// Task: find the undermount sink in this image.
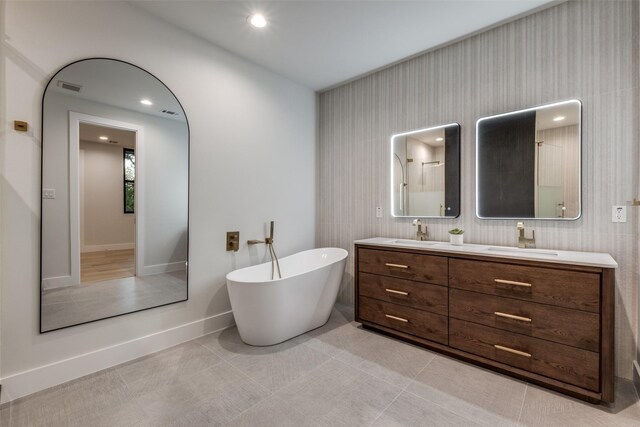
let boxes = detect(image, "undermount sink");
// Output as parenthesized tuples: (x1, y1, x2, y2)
(385, 239, 439, 246)
(485, 246, 559, 256)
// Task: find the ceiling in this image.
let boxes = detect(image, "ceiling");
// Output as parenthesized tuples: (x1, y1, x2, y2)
(131, 0, 557, 91)
(80, 123, 136, 149)
(50, 59, 186, 122)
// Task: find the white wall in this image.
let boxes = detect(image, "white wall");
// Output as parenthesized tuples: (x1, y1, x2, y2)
(0, 0, 316, 402)
(80, 140, 135, 252)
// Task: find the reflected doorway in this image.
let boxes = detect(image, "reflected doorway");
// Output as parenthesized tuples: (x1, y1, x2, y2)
(79, 122, 136, 284)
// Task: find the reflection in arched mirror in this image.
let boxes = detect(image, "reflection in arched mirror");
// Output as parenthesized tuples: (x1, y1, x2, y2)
(40, 59, 189, 332)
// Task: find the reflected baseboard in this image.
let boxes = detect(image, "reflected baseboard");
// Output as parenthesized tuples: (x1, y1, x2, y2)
(139, 261, 186, 276)
(0, 310, 234, 405)
(42, 275, 75, 290)
(81, 243, 135, 253)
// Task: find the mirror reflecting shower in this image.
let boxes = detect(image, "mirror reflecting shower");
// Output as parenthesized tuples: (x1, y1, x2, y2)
(476, 99, 581, 219)
(40, 58, 189, 332)
(391, 123, 460, 217)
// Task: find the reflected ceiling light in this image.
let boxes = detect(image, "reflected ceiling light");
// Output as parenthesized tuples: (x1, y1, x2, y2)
(99, 136, 108, 140)
(553, 116, 565, 121)
(248, 13, 267, 28)
(436, 137, 444, 141)
(140, 99, 153, 106)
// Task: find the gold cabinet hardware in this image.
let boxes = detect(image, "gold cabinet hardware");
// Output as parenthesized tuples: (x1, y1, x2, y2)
(494, 344, 532, 358)
(385, 289, 409, 296)
(494, 312, 532, 323)
(494, 279, 532, 287)
(385, 314, 409, 323)
(385, 263, 409, 269)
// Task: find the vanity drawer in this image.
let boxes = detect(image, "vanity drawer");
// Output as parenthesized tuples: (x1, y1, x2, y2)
(449, 259, 600, 312)
(359, 272, 448, 316)
(358, 248, 448, 286)
(449, 289, 599, 351)
(450, 319, 599, 391)
(359, 296, 448, 345)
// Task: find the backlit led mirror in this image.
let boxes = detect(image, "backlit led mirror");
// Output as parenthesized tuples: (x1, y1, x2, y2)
(40, 58, 189, 332)
(476, 99, 581, 220)
(391, 123, 460, 217)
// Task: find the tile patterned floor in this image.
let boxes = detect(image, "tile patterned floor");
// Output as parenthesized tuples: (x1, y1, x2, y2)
(2, 304, 639, 426)
(41, 271, 187, 332)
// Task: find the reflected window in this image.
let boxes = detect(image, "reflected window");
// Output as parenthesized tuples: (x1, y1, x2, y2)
(124, 148, 135, 213)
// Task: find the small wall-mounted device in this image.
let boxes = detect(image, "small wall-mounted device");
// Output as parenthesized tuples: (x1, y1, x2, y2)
(226, 231, 240, 252)
(42, 189, 56, 199)
(612, 206, 627, 223)
(14, 121, 28, 132)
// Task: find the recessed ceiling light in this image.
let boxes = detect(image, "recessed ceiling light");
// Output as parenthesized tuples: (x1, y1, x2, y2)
(436, 137, 444, 142)
(553, 116, 565, 121)
(140, 99, 153, 106)
(99, 136, 108, 140)
(248, 13, 267, 28)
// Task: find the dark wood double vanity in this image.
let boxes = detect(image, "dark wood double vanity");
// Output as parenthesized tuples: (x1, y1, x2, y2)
(354, 239, 616, 403)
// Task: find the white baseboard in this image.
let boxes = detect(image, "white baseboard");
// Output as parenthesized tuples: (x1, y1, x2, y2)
(0, 310, 235, 404)
(139, 261, 186, 276)
(81, 243, 135, 253)
(42, 275, 75, 290)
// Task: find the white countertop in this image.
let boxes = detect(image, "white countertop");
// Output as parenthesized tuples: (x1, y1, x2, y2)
(354, 237, 618, 268)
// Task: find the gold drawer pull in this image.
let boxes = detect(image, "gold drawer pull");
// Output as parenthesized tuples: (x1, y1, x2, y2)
(494, 312, 532, 323)
(385, 288, 409, 296)
(385, 314, 409, 323)
(494, 279, 532, 288)
(494, 344, 532, 358)
(385, 263, 409, 269)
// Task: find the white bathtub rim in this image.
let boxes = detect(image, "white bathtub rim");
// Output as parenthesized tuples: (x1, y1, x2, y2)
(226, 247, 348, 284)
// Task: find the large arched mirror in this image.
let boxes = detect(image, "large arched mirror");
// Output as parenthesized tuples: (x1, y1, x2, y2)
(40, 58, 189, 333)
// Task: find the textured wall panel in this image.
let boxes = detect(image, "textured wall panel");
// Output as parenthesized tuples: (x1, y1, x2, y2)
(318, 0, 639, 379)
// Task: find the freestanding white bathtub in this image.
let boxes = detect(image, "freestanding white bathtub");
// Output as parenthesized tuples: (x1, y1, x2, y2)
(226, 247, 348, 346)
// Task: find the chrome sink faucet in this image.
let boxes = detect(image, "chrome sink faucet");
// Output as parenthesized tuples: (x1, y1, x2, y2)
(412, 219, 428, 241)
(517, 222, 536, 248)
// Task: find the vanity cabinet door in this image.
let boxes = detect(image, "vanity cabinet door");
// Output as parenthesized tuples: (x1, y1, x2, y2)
(358, 248, 448, 285)
(359, 272, 448, 316)
(449, 289, 599, 351)
(449, 259, 600, 312)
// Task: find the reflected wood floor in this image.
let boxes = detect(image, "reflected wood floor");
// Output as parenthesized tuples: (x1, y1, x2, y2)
(81, 249, 135, 283)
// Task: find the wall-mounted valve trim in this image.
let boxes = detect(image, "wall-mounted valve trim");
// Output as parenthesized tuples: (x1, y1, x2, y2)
(226, 231, 240, 252)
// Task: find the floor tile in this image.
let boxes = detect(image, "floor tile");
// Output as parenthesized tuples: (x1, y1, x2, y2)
(406, 355, 526, 426)
(371, 391, 482, 427)
(334, 329, 435, 388)
(519, 380, 640, 426)
(116, 341, 222, 389)
(233, 341, 331, 392)
(227, 395, 319, 427)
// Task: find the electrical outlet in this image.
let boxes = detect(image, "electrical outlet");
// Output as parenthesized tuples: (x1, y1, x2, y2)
(42, 189, 56, 199)
(612, 205, 626, 223)
(376, 207, 383, 218)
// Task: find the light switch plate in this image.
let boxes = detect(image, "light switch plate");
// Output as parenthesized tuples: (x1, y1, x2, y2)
(612, 205, 626, 223)
(375, 207, 383, 218)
